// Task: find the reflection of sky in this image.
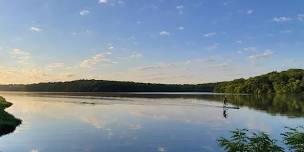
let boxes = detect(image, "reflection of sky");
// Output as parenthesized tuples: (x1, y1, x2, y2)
(0, 92, 303, 152)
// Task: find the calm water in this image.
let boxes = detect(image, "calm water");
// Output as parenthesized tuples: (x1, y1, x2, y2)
(0, 92, 303, 152)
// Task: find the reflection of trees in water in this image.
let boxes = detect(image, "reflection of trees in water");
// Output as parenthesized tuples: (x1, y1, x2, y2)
(112, 93, 304, 117)
(94, 93, 304, 117)
(220, 94, 304, 117)
(0, 110, 22, 137)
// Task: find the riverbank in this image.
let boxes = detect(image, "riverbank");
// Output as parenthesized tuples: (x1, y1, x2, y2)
(0, 96, 21, 136)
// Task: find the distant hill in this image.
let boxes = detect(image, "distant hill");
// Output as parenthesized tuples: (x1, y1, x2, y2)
(214, 69, 304, 94)
(0, 80, 215, 92)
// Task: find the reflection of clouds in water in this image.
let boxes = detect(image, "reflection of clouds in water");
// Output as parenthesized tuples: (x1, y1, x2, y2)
(241, 113, 272, 133)
(5, 94, 234, 140)
(158, 146, 166, 152)
(128, 124, 142, 130)
(80, 116, 105, 129)
(246, 120, 272, 133)
(79, 115, 114, 138)
(0, 92, 302, 152)
(31, 149, 39, 152)
(127, 105, 226, 127)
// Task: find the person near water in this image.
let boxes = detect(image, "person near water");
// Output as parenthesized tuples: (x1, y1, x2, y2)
(223, 97, 228, 105)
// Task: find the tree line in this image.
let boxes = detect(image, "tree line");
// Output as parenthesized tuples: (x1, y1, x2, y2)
(0, 80, 215, 92)
(214, 69, 304, 94)
(0, 69, 303, 94)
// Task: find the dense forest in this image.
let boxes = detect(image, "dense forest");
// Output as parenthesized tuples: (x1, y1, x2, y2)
(214, 69, 304, 94)
(0, 69, 303, 94)
(0, 80, 215, 92)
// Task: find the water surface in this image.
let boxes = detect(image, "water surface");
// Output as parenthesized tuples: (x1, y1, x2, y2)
(0, 92, 303, 152)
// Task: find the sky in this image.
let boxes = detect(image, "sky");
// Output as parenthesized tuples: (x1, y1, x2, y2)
(0, 0, 304, 84)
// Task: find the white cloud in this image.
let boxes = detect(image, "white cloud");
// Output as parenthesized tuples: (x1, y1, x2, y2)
(246, 9, 254, 15)
(136, 64, 175, 71)
(205, 43, 219, 50)
(297, 14, 304, 21)
(176, 5, 184, 15)
(80, 9, 90, 16)
(236, 40, 243, 44)
(272, 16, 292, 23)
(159, 31, 170, 36)
(30, 26, 43, 32)
(280, 29, 292, 34)
(80, 53, 111, 68)
(203, 32, 217, 37)
(11, 48, 31, 64)
(108, 46, 114, 50)
(249, 49, 273, 62)
(129, 52, 143, 59)
(177, 26, 184, 30)
(99, 0, 108, 4)
(47, 63, 65, 69)
(243, 47, 256, 52)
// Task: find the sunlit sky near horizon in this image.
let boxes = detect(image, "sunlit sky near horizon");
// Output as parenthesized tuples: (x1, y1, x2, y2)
(0, 0, 304, 84)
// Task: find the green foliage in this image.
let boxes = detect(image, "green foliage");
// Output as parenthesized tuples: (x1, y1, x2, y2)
(218, 129, 283, 152)
(0, 96, 22, 137)
(0, 96, 12, 109)
(218, 127, 304, 152)
(214, 69, 304, 94)
(0, 69, 302, 94)
(282, 127, 304, 151)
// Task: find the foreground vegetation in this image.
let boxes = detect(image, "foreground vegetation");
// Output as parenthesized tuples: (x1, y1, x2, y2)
(0, 97, 21, 137)
(214, 69, 304, 94)
(218, 127, 304, 152)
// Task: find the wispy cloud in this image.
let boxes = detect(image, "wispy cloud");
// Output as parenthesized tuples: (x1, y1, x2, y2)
(98, 0, 108, 4)
(80, 9, 90, 16)
(129, 52, 143, 59)
(246, 9, 254, 15)
(248, 49, 273, 62)
(272, 16, 292, 23)
(176, 5, 184, 15)
(80, 53, 112, 68)
(30, 26, 43, 32)
(11, 48, 31, 64)
(177, 26, 184, 31)
(47, 63, 65, 69)
(136, 64, 174, 71)
(159, 31, 170, 36)
(205, 43, 219, 50)
(203, 32, 217, 37)
(238, 47, 257, 54)
(236, 40, 243, 44)
(280, 29, 292, 34)
(297, 14, 304, 21)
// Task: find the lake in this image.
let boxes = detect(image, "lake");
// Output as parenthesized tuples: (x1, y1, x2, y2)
(0, 92, 303, 152)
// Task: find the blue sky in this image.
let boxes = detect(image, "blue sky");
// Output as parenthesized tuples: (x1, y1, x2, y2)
(0, 0, 303, 84)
